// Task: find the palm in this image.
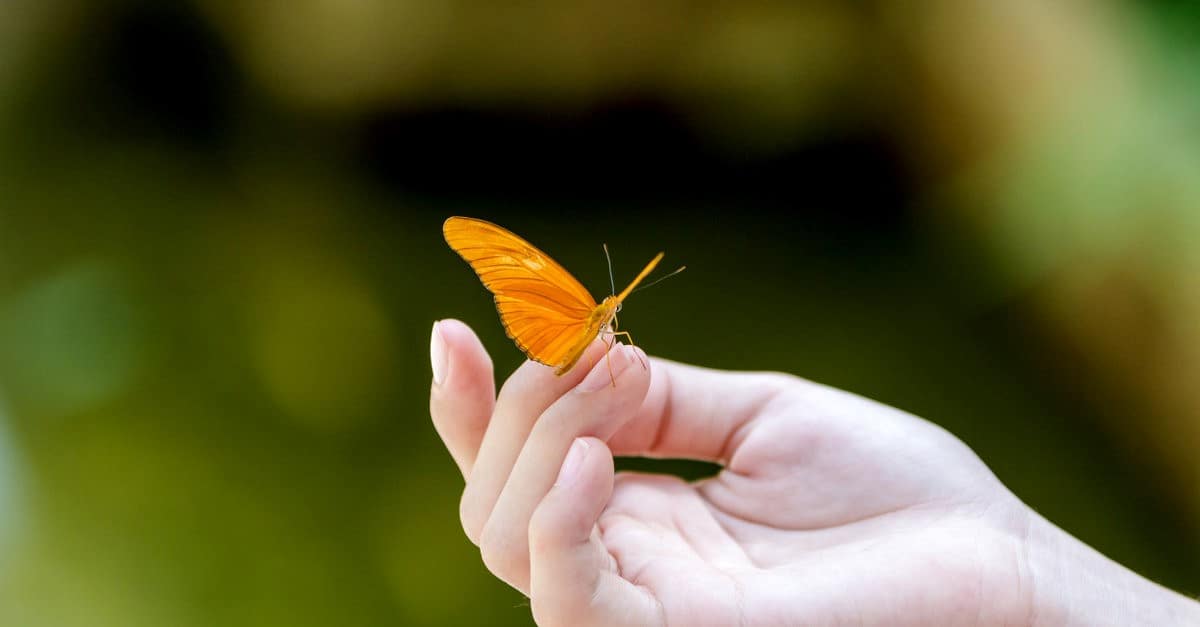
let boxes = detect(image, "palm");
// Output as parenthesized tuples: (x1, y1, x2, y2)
(597, 385, 1030, 625)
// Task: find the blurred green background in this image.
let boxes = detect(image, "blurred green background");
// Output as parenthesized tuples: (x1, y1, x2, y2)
(1, 1, 1198, 625)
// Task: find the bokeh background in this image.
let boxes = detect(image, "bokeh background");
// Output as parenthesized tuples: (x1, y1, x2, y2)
(1, 1, 1198, 625)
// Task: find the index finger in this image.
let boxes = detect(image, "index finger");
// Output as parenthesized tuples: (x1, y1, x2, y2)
(606, 357, 796, 464)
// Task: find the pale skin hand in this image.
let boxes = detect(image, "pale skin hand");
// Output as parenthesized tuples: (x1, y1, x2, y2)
(429, 319, 1200, 627)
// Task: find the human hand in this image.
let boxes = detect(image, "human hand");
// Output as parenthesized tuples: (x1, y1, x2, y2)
(429, 319, 1200, 626)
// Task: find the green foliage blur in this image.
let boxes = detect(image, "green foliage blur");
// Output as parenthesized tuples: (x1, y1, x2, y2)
(0, 1, 1197, 625)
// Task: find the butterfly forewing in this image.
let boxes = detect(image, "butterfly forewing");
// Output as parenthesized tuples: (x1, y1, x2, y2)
(443, 216, 600, 369)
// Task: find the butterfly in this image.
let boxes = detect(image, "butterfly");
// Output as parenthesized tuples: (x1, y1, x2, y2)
(443, 216, 681, 377)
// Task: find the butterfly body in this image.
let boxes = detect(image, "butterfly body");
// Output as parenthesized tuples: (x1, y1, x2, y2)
(443, 216, 665, 375)
(546, 296, 621, 375)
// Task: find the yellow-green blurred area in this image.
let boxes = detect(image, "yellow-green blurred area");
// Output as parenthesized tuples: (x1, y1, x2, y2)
(1, 1, 1198, 625)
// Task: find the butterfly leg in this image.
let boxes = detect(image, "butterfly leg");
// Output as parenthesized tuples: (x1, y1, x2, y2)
(608, 330, 648, 370)
(605, 339, 616, 387)
(609, 314, 647, 369)
(585, 331, 620, 387)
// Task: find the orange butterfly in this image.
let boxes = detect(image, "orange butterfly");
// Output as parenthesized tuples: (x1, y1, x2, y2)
(443, 216, 680, 377)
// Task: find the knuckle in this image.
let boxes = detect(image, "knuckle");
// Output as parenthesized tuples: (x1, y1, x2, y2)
(529, 598, 563, 626)
(755, 370, 800, 390)
(478, 520, 526, 582)
(459, 493, 484, 546)
(478, 524, 503, 573)
(530, 594, 598, 627)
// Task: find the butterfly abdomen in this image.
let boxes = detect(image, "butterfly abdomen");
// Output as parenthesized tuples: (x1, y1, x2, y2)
(550, 301, 619, 375)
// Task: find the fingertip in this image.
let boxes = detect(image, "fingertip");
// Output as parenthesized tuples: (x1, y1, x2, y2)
(614, 344, 653, 410)
(628, 344, 652, 389)
(429, 318, 497, 479)
(432, 318, 494, 392)
(431, 321, 449, 385)
(631, 344, 649, 371)
(578, 436, 615, 490)
(438, 318, 492, 362)
(434, 317, 475, 342)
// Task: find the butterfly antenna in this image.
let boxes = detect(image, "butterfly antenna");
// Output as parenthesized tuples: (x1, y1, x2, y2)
(631, 265, 687, 294)
(603, 243, 617, 296)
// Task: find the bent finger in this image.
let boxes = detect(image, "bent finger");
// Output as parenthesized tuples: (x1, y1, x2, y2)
(528, 437, 662, 627)
(459, 339, 611, 544)
(607, 357, 794, 464)
(479, 343, 650, 593)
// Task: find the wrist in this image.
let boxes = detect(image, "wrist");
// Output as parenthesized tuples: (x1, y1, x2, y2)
(1024, 511, 1200, 626)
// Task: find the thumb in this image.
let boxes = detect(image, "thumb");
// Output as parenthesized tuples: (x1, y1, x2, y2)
(527, 438, 661, 627)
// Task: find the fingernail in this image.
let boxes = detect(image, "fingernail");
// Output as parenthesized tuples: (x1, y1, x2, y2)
(555, 438, 589, 487)
(430, 321, 448, 385)
(576, 343, 633, 393)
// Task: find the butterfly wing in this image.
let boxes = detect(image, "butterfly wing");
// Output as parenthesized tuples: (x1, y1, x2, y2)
(443, 216, 600, 371)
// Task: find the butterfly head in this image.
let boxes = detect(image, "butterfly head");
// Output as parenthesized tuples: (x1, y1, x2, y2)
(593, 295, 622, 328)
